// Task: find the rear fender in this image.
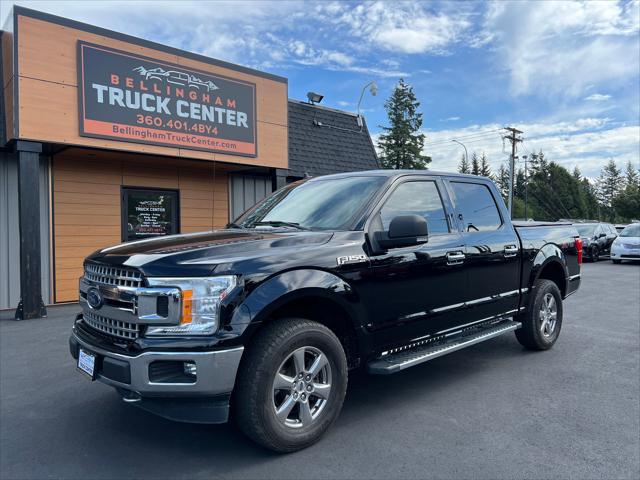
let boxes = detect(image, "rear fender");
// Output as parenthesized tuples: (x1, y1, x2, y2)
(527, 244, 569, 300)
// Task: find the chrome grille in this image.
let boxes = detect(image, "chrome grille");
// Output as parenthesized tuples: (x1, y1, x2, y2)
(84, 263, 142, 288)
(83, 310, 140, 341)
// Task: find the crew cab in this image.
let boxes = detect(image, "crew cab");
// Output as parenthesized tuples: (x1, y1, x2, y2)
(69, 171, 582, 452)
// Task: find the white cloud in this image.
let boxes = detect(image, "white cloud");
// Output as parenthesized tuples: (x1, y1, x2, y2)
(2, 0, 409, 77)
(585, 93, 612, 102)
(420, 119, 640, 178)
(481, 0, 640, 98)
(317, 1, 472, 54)
(441, 116, 461, 122)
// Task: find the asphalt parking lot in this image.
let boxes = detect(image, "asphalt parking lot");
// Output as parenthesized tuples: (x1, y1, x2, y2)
(1, 261, 639, 479)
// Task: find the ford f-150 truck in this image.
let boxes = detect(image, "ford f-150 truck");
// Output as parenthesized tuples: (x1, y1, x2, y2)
(69, 170, 582, 452)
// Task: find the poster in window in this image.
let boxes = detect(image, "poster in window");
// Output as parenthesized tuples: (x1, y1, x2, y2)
(123, 189, 178, 241)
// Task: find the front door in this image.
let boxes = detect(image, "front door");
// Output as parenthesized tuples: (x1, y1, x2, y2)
(445, 179, 521, 323)
(361, 177, 468, 350)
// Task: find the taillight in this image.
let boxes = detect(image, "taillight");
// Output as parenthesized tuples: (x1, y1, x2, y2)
(575, 237, 583, 265)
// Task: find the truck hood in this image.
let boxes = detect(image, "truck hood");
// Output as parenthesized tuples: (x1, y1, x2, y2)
(86, 229, 334, 277)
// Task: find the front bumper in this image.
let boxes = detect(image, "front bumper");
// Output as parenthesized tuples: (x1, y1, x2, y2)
(610, 245, 640, 260)
(69, 325, 244, 423)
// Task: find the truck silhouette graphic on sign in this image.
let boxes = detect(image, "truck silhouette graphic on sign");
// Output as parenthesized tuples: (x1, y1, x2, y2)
(133, 66, 219, 92)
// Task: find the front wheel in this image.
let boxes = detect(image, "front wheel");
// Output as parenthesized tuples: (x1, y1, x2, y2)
(591, 246, 600, 262)
(612, 259, 622, 264)
(515, 279, 563, 350)
(235, 318, 348, 453)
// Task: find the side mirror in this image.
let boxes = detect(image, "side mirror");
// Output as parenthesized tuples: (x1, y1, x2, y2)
(599, 233, 606, 238)
(376, 215, 428, 250)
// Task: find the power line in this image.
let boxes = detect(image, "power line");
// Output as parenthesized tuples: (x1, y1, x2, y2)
(422, 129, 504, 146)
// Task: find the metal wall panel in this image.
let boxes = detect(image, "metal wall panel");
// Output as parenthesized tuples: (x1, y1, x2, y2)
(0, 152, 50, 310)
(229, 174, 273, 222)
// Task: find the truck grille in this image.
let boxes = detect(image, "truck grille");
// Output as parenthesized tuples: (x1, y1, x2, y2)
(84, 263, 142, 288)
(83, 310, 141, 341)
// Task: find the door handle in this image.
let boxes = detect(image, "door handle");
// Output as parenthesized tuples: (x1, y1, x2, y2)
(504, 245, 518, 257)
(446, 251, 466, 265)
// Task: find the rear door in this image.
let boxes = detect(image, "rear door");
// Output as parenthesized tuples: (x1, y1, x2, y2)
(445, 178, 521, 322)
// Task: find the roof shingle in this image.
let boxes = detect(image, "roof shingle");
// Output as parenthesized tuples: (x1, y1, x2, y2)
(287, 100, 379, 179)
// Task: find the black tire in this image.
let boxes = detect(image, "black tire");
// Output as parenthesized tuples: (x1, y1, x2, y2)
(612, 259, 622, 264)
(235, 318, 348, 453)
(591, 246, 599, 262)
(515, 279, 563, 350)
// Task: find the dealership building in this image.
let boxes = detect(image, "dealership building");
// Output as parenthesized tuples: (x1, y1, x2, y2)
(0, 7, 378, 315)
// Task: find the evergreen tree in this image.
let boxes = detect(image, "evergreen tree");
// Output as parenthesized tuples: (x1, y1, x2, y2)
(377, 79, 431, 169)
(596, 159, 623, 208)
(614, 161, 640, 221)
(458, 154, 470, 174)
(479, 152, 492, 178)
(514, 167, 526, 199)
(496, 164, 510, 200)
(470, 152, 480, 175)
(624, 160, 640, 190)
(572, 166, 582, 181)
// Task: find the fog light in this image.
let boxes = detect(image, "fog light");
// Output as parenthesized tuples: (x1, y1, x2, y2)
(184, 361, 197, 377)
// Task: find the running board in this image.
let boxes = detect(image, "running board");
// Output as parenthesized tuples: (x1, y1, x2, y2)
(367, 319, 521, 375)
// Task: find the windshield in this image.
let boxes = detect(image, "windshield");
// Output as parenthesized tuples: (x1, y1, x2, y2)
(234, 176, 386, 230)
(575, 224, 596, 236)
(620, 224, 640, 237)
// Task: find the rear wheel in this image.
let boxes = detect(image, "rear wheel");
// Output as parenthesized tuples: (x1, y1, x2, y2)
(235, 318, 348, 453)
(515, 279, 563, 350)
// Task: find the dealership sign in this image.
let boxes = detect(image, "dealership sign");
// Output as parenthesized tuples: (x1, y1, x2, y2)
(77, 41, 257, 156)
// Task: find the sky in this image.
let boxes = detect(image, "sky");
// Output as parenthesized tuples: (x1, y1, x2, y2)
(1, 0, 639, 178)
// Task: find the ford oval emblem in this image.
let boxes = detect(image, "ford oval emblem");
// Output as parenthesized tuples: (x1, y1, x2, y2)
(86, 287, 103, 310)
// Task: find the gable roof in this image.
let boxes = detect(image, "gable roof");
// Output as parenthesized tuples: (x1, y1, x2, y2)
(287, 100, 379, 179)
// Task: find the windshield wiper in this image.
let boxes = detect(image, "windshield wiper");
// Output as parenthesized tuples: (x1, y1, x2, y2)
(225, 222, 244, 229)
(252, 221, 307, 230)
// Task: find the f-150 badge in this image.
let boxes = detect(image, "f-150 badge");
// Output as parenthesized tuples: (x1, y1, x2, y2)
(336, 255, 368, 266)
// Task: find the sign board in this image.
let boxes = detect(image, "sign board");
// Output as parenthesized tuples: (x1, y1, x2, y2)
(78, 41, 257, 156)
(122, 188, 179, 241)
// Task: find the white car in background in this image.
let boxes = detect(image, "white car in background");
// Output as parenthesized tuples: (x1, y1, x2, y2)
(611, 223, 640, 264)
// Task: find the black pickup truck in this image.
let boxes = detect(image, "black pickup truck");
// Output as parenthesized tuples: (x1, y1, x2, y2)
(69, 170, 582, 452)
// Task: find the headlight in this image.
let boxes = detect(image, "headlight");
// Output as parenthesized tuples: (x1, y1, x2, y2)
(145, 276, 237, 336)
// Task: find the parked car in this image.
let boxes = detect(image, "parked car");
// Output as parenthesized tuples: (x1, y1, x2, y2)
(614, 223, 628, 233)
(611, 223, 640, 263)
(574, 222, 617, 261)
(69, 170, 582, 452)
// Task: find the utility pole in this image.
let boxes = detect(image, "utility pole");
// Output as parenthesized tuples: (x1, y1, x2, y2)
(503, 127, 523, 217)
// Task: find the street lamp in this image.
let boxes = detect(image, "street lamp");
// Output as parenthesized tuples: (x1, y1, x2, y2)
(451, 139, 468, 165)
(356, 81, 377, 128)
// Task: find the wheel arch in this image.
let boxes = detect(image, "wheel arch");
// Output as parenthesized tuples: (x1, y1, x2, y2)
(530, 245, 569, 298)
(239, 269, 366, 368)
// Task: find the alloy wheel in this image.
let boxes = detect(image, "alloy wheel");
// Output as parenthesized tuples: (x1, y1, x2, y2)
(539, 293, 558, 338)
(271, 346, 332, 429)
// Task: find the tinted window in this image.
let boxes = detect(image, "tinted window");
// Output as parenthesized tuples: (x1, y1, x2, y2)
(380, 181, 449, 234)
(450, 182, 502, 232)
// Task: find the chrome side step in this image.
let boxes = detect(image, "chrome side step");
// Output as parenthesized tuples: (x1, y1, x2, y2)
(367, 319, 521, 375)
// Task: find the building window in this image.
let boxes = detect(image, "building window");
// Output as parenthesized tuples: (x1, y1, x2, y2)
(121, 187, 179, 242)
